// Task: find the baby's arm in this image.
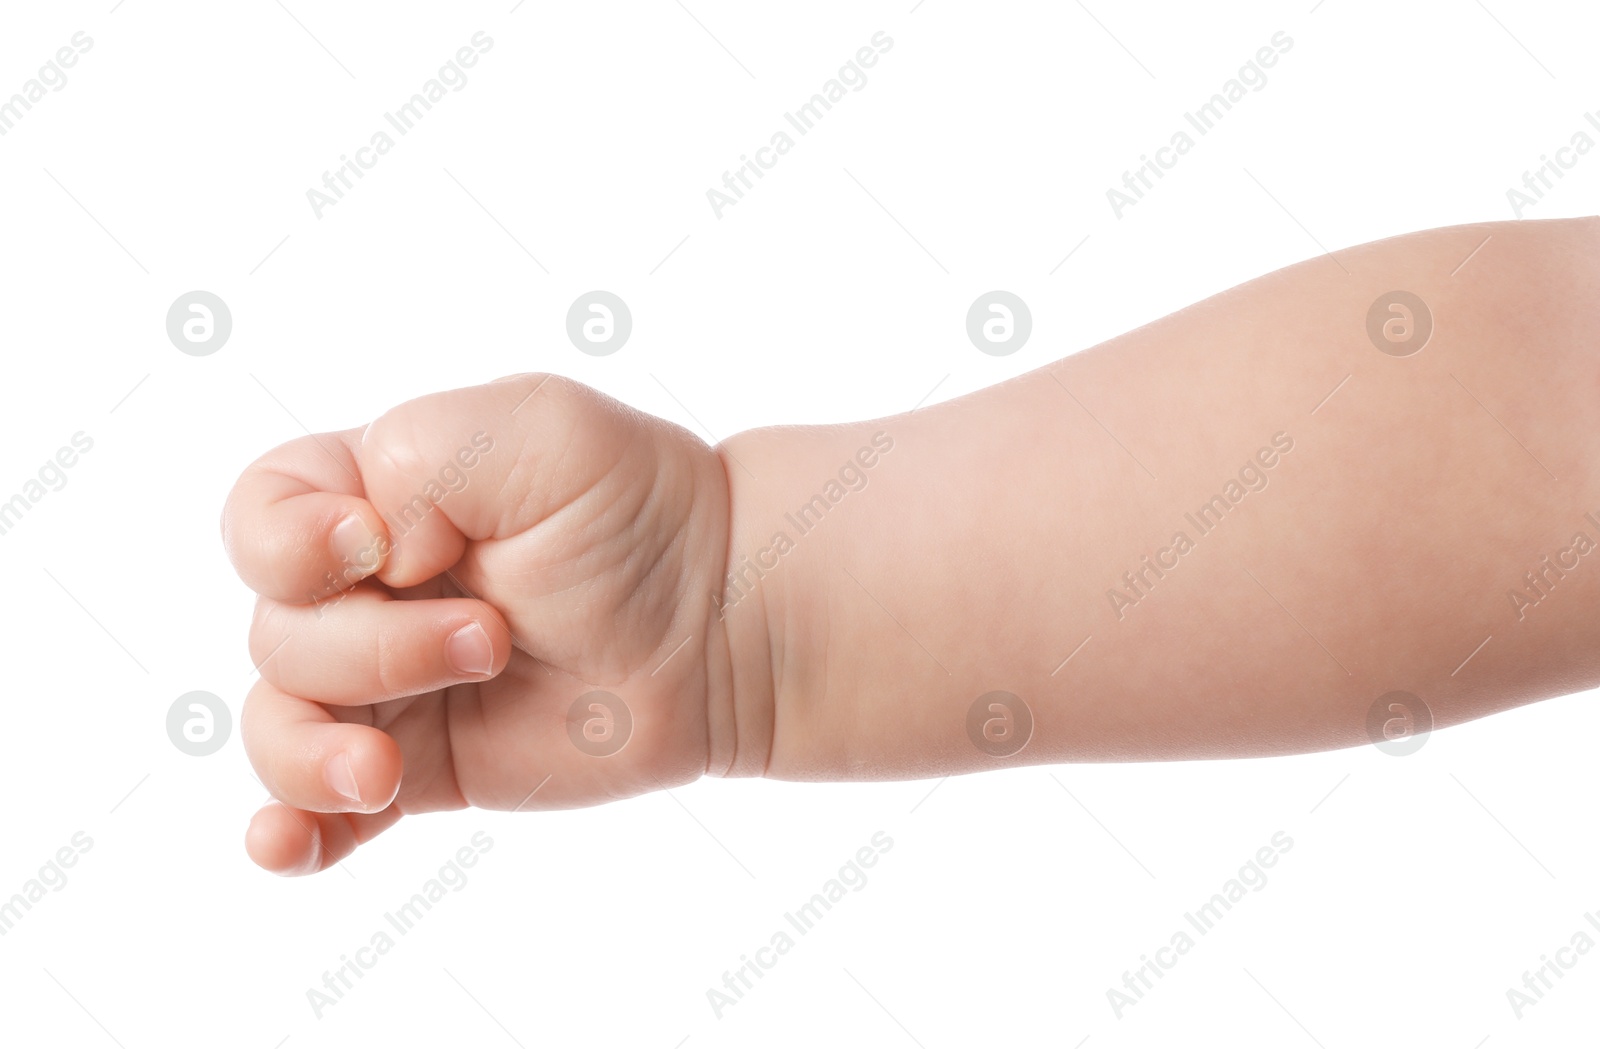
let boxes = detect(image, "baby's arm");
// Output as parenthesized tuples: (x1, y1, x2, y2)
(226, 217, 1599, 874)
(719, 217, 1600, 780)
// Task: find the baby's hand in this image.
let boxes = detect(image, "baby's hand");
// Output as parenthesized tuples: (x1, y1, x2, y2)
(223, 375, 745, 874)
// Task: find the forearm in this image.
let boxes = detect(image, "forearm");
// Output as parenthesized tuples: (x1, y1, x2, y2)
(719, 217, 1600, 779)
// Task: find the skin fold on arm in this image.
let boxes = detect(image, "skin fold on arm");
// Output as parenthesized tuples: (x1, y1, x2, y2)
(718, 216, 1600, 781)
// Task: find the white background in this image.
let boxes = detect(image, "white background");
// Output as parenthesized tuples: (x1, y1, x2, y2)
(1, 0, 1597, 1045)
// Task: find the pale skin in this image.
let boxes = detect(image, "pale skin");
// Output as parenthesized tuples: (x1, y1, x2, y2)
(225, 216, 1600, 875)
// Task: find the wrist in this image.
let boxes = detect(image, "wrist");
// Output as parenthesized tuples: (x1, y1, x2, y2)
(709, 420, 907, 781)
(704, 432, 783, 778)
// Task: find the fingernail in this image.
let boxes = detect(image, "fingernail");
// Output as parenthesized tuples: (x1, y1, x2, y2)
(446, 622, 494, 677)
(331, 514, 382, 579)
(324, 752, 362, 807)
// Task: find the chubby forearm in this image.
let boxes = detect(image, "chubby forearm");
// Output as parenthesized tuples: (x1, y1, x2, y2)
(719, 217, 1600, 779)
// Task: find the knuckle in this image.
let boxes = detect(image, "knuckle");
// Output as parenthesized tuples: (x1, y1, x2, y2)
(371, 619, 405, 701)
(360, 408, 431, 480)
